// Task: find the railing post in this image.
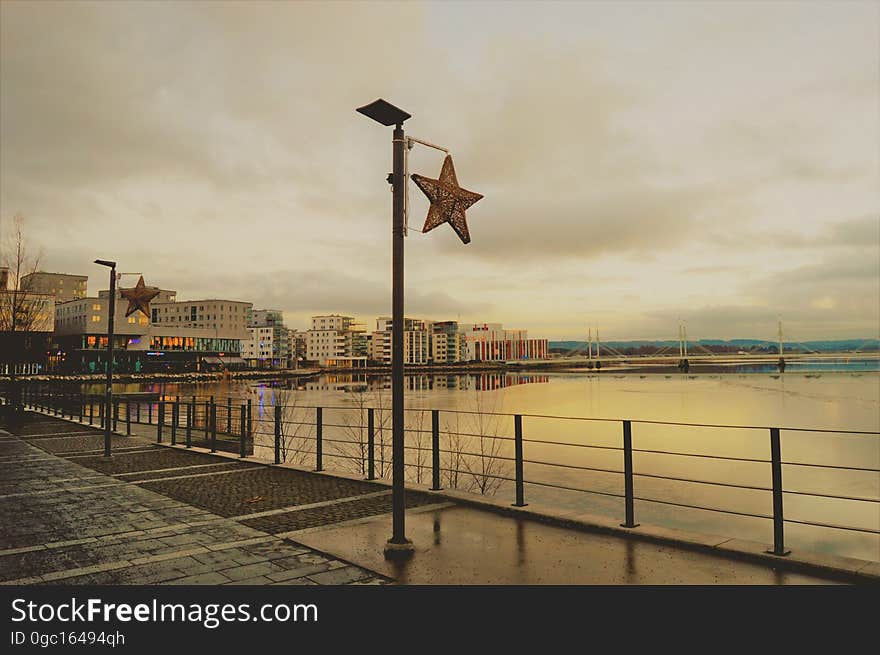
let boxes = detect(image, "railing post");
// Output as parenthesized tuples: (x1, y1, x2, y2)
(768, 427, 790, 556)
(226, 397, 232, 434)
(620, 420, 639, 528)
(430, 409, 442, 490)
(171, 400, 178, 445)
(204, 399, 210, 441)
(512, 414, 526, 507)
(367, 408, 375, 480)
(136, 401, 140, 424)
(274, 403, 281, 464)
(112, 400, 118, 432)
(147, 401, 152, 426)
(89, 398, 94, 425)
(239, 404, 247, 458)
(126, 402, 131, 436)
(315, 407, 323, 471)
(78, 394, 84, 423)
(99, 399, 104, 429)
(210, 399, 217, 453)
(247, 398, 253, 440)
(157, 402, 163, 443)
(185, 400, 192, 448)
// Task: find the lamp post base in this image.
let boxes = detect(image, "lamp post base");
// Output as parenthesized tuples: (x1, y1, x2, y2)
(383, 539, 415, 561)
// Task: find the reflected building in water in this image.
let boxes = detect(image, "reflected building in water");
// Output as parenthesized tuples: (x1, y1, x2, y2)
(295, 372, 549, 393)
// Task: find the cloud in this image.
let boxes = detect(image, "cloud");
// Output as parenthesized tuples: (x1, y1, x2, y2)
(1, 1, 878, 342)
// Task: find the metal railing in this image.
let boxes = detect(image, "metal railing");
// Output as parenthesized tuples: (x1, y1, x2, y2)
(9, 386, 880, 558)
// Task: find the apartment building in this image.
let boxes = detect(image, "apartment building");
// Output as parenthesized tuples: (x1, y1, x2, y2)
(53, 286, 248, 373)
(306, 314, 367, 366)
(21, 271, 88, 303)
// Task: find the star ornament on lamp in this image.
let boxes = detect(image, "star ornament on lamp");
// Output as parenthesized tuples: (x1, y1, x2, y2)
(411, 155, 483, 244)
(120, 276, 159, 318)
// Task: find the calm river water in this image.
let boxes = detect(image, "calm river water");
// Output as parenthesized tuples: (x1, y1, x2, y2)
(89, 363, 880, 561)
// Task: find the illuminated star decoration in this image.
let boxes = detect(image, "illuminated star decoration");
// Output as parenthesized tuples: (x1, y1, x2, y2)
(120, 276, 160, 318)
(411, 155, 483, 244)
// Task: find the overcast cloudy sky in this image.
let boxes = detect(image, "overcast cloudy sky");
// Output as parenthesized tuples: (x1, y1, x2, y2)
(1, 1, 877, 341)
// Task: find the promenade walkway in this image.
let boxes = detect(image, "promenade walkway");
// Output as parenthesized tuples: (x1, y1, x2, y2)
(0, 411, 861, 585)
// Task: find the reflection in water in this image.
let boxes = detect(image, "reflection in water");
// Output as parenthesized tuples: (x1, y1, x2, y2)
(625, 539, 637, 584)
(516, 520, 526, 567)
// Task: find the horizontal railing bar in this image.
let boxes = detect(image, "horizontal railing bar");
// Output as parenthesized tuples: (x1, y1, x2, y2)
(522, 478, 626, 499)
(632, 472, 772, 492)
(784, 518, 880, 535)
(521, 438, 623, 451)
(632, 448, 769, 464)
(522, 458, 624, 475)
(782, 489, 880, 503)
(780, 460, 880, 473)
(631, 495, 773, 520)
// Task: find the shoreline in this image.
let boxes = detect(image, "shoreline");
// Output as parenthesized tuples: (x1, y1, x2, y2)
(2, 360, 877, 385)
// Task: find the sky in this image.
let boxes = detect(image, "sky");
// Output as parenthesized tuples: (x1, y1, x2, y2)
(1, 0, 878, 342)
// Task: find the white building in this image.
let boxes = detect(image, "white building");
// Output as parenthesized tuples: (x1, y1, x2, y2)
(371, 316, 467, 365)
(461, 322, 548, 361)
(242, 326, 275, 367)
(306, 314, 367, 367)
(150, 298, 252, 337)
(248, 309, 290, 368)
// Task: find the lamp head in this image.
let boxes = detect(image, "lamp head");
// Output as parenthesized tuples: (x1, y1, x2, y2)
(356, 99, 411, 126)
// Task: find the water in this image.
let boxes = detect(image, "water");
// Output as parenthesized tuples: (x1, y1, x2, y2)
(84, 364, 880, 561)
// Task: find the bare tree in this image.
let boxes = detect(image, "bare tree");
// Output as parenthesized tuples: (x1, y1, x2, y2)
(271, 388, 314, 467)
(441, 384, 511, 496)
(337, 389, 371, 476)
(336, 386, 392, 478)
(0, 214, 44, 334)
(405, 407, 429, 485)
(1, 215, 46, 423)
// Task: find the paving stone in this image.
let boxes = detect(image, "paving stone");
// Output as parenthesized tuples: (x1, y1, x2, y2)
(239, 492, 437, 534)
(220, 561, 286, 581)
(225, 576, 274, 585)
(307, 566, 373, 585)
(167, 572, 232, 585)
(266, 564, 330, 582)
(0, 412, 390, 586)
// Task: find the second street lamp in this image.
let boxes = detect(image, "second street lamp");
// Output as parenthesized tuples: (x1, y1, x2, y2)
(94, 259, 116, 457)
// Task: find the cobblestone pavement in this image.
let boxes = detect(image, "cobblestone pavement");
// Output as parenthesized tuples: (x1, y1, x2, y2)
(0, 411, 427, 585)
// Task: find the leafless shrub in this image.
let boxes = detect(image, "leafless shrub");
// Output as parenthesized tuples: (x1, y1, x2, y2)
(441, 388, 510, 496)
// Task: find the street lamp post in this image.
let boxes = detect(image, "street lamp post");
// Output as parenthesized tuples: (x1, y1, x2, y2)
(94, 259, 116, 457)
(357, 99, 415, 560)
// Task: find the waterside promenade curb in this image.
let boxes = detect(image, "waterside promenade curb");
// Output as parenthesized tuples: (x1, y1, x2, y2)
(23, 405, 880, 584)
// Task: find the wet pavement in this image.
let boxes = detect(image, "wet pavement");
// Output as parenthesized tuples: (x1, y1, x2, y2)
(292, 504, 843, 584)
(0, 413, 389, 585)
(0, 410, 851, 585)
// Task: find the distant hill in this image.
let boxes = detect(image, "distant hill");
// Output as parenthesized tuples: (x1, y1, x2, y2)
(549, 338, 880, 353)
